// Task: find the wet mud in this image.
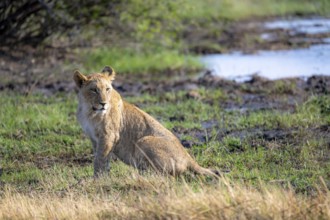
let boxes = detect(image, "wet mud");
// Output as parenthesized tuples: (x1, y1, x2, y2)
(186, 17, 330, 54)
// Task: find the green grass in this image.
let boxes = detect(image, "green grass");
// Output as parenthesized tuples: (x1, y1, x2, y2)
(181, 0, 330, 20)
(0, 86, 329, 218)
(1, 89, 328, 194)
(81, 47, 202, 74)
(0, 93, 89, 162)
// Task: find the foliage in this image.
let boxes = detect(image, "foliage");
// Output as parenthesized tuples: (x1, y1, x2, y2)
(1, 0, 329, 49)
(119, 0, 188, 49)
(0, 0, 58, 46)
(0, 0, 185, 49)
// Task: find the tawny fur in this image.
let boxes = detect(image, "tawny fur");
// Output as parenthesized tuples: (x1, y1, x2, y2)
(74, 66, 218, 177)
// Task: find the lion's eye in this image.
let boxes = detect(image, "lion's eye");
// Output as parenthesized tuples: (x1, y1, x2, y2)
(106, 88, 111, 92)
(90, 88, 98, 93)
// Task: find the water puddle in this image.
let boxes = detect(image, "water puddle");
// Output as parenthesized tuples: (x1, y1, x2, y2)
(201, 18, 330, 81)
(201, 44, 330, 82)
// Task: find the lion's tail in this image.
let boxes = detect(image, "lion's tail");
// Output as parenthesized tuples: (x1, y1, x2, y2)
(188, 160, 220, 177)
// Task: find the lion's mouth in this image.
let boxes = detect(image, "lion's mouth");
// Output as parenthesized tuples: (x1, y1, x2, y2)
(92, 107, 107, 113)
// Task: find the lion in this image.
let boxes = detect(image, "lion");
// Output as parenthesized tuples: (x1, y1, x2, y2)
(74, 66, 219, 177)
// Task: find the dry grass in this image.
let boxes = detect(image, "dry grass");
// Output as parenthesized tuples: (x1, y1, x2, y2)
(1, 175, 329, 220)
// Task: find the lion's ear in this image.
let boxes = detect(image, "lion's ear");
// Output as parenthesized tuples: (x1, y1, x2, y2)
(73, 70, 88, 88)
(102, 66, 116, 81)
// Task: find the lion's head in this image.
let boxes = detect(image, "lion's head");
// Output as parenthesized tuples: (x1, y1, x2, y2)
(74, 66, 116, 114)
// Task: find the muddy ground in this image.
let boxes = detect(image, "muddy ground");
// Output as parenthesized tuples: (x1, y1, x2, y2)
(186, 16, 330, 54)
(1, 17, 329, 155)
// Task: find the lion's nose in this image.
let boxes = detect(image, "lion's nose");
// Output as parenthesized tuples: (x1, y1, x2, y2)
(100, 102, 106, 107)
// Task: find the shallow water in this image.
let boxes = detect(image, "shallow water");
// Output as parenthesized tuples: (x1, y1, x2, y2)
(201, 44, 330, 82)
(201, 18, 330, 81)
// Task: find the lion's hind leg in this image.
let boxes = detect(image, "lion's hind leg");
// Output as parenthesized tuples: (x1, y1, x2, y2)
(135, 136, 189, 175)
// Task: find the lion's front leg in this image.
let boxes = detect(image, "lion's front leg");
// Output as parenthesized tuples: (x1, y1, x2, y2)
(94, 136, 115, 177)
(91, 138, 97, 155)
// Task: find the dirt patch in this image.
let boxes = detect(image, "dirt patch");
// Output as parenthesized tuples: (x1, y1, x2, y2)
(306, 75, 330, 94)
(0, 44, 76, 96)
(174, 123, 330, 155)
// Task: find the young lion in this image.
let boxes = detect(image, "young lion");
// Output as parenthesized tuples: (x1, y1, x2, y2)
(74, 66, 219, 177)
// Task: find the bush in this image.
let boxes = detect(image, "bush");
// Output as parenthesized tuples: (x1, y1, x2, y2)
(0, 0, 185, 49)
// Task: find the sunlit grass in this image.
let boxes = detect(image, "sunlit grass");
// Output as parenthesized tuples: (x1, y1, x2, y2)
(81, 47, 202, 74)
(1, 175, 329, 219)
